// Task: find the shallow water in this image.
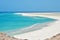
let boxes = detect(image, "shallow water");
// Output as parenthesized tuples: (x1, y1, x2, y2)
(0, 13, 55, 32)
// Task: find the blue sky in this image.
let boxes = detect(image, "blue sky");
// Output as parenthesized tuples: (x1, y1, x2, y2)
(0, 0, 60, 12)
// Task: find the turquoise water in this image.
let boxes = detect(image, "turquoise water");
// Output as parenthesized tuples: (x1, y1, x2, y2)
(0, 13, 55, 32)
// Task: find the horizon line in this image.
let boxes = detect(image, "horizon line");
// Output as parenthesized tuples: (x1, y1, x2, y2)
(0, 11, 60, 13)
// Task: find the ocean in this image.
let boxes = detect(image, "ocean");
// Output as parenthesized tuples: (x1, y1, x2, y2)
(0, 13, 55, 32)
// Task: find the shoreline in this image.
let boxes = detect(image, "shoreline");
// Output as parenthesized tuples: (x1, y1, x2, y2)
(2, 14, 56, 36)
(4, 21, 54, 36)
(14, 13, 60, 40)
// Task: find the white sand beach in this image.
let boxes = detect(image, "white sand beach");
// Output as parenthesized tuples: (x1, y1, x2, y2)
(14, 13, 60, 40)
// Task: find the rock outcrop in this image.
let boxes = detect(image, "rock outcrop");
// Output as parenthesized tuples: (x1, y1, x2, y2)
(45, 33, 60, 40)
(0, 32, 28, 40)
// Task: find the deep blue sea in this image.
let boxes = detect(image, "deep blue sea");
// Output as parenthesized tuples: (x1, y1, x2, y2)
(0, 13, 55, 32)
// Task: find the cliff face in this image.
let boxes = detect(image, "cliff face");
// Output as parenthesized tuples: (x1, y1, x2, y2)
(0, 33, 28, 40)
(45, 33, 60, 40)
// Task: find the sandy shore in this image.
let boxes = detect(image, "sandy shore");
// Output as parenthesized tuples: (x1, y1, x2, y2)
(14, 13, 60, 40)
